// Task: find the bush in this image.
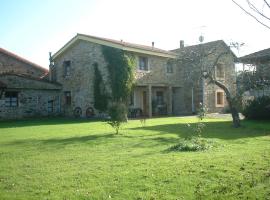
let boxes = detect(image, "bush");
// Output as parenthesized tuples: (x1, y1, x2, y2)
(107, 103, 127, 134)
(168, 138, 212, 152)
(242, 96, 270, 120)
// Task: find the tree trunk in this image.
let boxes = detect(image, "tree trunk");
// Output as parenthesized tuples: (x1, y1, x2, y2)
(209, 77, 241, 128)
(226, 96, 241, 128)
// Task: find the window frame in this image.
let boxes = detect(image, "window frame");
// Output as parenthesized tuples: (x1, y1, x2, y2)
(215, 63, 225, 80)
(215, 90, 225, 107)
(48, 100, 54, 113)
(63, 60, 71, 77)
(166, 62, 173, 73)
(64, 91, 71, 106)
(5, 91, 18, 107)
(138, 56, 149, 71)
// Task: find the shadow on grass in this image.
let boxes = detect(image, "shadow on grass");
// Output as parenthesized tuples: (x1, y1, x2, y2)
(129, 120, 270, 140)
(4, 133, 115, 147)
(0, 117, 101, 128)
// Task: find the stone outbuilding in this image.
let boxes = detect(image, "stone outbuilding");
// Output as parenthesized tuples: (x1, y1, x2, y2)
(0, 48, 61, 120)
(0, 73, 61, 120)
(172, 40, 237, 113)
(0, 47, 48, 78)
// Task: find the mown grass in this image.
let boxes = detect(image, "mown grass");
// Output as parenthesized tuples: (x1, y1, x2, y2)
(0, 117, 269, 200)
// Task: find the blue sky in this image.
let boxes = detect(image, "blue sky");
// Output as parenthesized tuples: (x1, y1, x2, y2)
(1, 0, 269, 68)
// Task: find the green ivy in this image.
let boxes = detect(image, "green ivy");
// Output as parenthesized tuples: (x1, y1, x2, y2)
(93, 63, 108, 112)
(102, 46, 136, 102)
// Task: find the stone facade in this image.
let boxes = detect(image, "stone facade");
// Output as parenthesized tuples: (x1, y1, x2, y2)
(173, 40, 237, 113)
(0, 34, 238, 120)
(0, 74, 61, 120)
(0, 48, 48, 78)
(51, 38, 183, 117)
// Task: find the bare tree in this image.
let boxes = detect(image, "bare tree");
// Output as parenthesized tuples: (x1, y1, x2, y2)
(232, 0, 270, 29)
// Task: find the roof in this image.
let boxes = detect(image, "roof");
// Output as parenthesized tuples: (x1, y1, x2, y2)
(239, 48, 270, 63)
(52, 33, 177, 60)
(0, 47, 48, 73)
(171, 40, 237, 59)
(0, 73, 61, 90)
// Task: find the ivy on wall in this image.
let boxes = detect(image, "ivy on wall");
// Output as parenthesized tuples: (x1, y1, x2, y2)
(102, 46, 136, 103)
(93, 62, 108, 112)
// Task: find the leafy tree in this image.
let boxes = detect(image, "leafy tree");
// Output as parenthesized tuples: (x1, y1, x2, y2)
(102, 46, 136, 134)
(102, 46, 136, 102)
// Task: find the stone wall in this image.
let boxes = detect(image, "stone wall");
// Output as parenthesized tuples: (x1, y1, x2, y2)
(0, 89, 60, 120)
(52, 40, 184, 117)
(0, 74, 61, 120)
(52, 40, 110, 117)
(0, 51, 48, 78)
(174, 41, 237, 114)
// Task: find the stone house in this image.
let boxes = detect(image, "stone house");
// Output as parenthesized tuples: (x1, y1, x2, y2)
(0, 48, 61, 119)
(50, 34, 236, 117)
(50, 34, 183, 117)
(0, 34, 237, 119)
(172, 40, 237, 113)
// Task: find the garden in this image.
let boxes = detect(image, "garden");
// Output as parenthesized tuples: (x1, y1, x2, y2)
(0, 116, 269, 199)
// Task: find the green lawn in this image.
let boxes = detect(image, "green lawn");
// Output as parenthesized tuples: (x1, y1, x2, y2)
(0, 117, 269, 200)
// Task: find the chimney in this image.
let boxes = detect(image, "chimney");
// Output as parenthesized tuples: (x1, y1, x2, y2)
(180, 40, 184, 49)
(49, 52, 53, 68)
(152, 42, 154, 48)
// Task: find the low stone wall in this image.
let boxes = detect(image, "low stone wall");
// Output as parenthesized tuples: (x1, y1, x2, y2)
(0, 89, 60, 120)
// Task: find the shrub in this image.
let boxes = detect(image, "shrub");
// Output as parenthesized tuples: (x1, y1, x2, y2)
(169, 103, 212, 152)
(107, 103, 127, 134)
(242, 96, 270, 120)
(168, 138, 212, 152)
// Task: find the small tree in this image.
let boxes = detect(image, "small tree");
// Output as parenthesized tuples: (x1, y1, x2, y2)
(107, 103, 127, 134)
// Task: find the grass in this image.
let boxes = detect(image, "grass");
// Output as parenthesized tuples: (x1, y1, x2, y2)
(0, 116, 270, 200)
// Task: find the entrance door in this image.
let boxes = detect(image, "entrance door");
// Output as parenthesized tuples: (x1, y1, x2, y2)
(142, 91, 147, 115)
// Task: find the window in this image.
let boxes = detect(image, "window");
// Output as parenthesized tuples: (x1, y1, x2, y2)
(129, 91, 134, 106)
(216, 63, 225, 79)
(5, 91, 18, 107)
(139, 57, 148, 71)
(156, 91, 164, 105)
(64, 91, 71, 106)
(166, 62, 173, 73)
(216, 91, 224, 107)
(63, 60, 71, 77)
(48, 100, 54, 113)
